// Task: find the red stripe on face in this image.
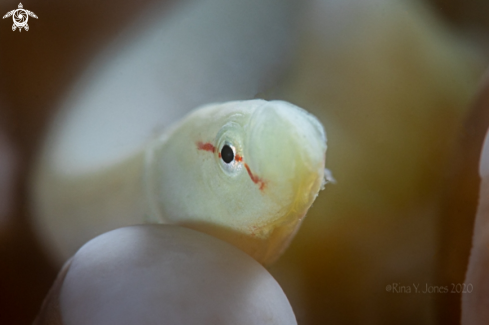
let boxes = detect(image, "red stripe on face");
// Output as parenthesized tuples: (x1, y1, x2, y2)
(198, 141, 265, 191)
(244, 163, 266, 191)
(196, 141, 215, 153)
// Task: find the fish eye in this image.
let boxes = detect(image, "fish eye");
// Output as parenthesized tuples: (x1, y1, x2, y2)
(221, 145, 234, 164)
(217, 141, 242, 176)
(214, 121, 243, 176)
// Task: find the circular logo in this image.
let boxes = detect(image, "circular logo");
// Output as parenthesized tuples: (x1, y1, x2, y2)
(13, 10, 27, 27)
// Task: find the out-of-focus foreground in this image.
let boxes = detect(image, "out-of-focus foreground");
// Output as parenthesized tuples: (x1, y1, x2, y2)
(0, 0, 489, 324)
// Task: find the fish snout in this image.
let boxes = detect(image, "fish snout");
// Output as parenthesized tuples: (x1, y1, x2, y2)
(246, 101, 327, 206)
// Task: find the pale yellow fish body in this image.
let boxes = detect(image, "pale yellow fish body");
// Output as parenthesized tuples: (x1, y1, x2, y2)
(33, 100, 328, 265)
(145, 100, 327, 264)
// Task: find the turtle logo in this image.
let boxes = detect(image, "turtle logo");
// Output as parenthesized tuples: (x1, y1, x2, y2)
(3, 3, 38, 32)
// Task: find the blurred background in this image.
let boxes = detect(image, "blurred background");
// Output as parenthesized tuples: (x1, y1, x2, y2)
(1, 0, 489, 324)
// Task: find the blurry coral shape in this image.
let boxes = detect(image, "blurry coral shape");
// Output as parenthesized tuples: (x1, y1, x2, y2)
(35, 226, 297, 325)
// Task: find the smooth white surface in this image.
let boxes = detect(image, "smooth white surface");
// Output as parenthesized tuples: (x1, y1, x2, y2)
(60, 225, 297, 325)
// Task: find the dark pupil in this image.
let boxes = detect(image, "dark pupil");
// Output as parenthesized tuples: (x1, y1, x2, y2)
(221, 145, 234, 164)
